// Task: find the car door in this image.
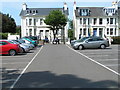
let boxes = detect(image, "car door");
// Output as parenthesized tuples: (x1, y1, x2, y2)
(0, 41, 9, 53)
(84, 38, 97, 48)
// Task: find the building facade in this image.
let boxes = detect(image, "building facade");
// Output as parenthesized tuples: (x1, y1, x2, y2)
(73, 1, 120, 39)
(20, 3, 69, 42)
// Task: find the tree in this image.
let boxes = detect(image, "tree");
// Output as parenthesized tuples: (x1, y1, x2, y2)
(44, 10, 67, 40)
(68, 19, 74, 41)
(16, 25, 21, 36)
(1, 13, 16, 33)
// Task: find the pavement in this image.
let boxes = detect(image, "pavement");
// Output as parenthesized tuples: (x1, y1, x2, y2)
(1, 43, 120, 89)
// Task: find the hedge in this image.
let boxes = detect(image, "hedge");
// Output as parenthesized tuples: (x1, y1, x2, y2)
(111, 36, 120, 44)
(0, 33, 8, 39)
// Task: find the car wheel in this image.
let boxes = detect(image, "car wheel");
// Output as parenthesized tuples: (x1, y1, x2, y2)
(100, 44, 106, 49)
(9, 50, 16, 56)
(79, 45, 83, 50)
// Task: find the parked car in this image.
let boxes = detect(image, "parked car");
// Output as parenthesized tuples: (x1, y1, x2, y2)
(13, 39, 35, 50)
(71, 37, 89, 46)
(21, 37, 38, 46)
(72, 36, 110, 50)
(0, 40, 22, 56)
(29, 36, 39, 44)
(10, 40, 30, 53)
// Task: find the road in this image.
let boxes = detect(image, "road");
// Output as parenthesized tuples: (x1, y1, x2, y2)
(1, 44, 120, 89)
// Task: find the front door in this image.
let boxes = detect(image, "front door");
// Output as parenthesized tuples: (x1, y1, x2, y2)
(93, 28, 97, 36)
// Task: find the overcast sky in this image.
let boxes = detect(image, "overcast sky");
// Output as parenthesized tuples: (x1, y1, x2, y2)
(0, 0, 118, 25)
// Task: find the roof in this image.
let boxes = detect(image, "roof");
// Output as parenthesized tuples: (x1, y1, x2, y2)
(75, 7, 117, 17)
(20, 8, 68, 16)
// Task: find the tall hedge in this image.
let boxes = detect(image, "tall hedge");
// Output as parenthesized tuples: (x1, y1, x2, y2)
(111, 36, 120, 44)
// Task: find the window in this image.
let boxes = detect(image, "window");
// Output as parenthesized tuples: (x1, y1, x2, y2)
(83, 18, 86, 24)
(110, 28, 113, 35)
(34, 19, 36, 26)
(107, 18, 109, 24)
(29, 19, 32, 25)
(80, 9, 90, 16)
(93, 18, 97, 25)
(107, 28, 109, 35)
(83, 28, 86, 35)
(80, 18, 82, 24)
(88, 38, 93, 42)
(99, 18, 103, 25)
(88, 18, 90, 25)
(0, 41, 7, 45)
(30, 10, 32, 13)
(34, 29, 36, 36)
(110, 18, 113, 24)
(26, 19, 28, 26)
(80, 28, 82, 35)
(29, 29, 32, 36)
(115, 28, 116, 35)
(40, 19, 43, 25)
(115, 18, 116, 25)
(99, 28, 103, 37)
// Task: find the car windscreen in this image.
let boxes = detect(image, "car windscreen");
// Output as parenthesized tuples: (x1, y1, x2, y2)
(76, 37, 89, 42)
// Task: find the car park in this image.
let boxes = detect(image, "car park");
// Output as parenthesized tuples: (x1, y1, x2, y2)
(72, 36, 110, 50)
(0, 40, 22, 56)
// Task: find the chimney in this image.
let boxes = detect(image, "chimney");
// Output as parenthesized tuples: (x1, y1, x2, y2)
(64, 2, 67, 11)
(74, 1, 76, 10)
(22, 3, 27, 10)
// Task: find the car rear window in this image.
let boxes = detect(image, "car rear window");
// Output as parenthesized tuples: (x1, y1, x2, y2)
(0, 41, 8, 45)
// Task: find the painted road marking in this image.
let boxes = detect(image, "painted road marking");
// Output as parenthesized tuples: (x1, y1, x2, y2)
(66, 45, 120, 76)
(10, 46, 43, 89)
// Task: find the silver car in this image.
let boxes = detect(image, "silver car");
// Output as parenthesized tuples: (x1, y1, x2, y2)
(10, 40, 30, 53)
(72, 36, 110, 50)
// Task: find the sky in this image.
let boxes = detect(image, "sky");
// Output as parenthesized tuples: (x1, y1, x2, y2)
(0, 0, 118, 25)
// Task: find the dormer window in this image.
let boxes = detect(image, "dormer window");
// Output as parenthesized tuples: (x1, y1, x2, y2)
(79, 9, 90, 16)
(30, 10, 32, 13)
(104, 8, 116, 16)
(36, 10, 38, 13)
(26, 10, 29, 14)
(32, 10, 36, 13)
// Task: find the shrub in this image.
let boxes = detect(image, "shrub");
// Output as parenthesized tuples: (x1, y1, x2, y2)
(111, 36, 120, 44)
(0, 33, 8, 39)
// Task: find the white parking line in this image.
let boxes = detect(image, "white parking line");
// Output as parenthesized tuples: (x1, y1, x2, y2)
(2, 62, 29, 64)
(97, 59, 118, 61)
(10, 46, 43, 89)
(66, 45, 120, 76)
(105, 64, 120, 67)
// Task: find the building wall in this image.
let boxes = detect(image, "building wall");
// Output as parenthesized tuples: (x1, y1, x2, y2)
(74, 16, 119, 39)
(21, 16, 66, 42)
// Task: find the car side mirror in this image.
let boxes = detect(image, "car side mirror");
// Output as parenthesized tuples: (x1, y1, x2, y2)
(85, 41, 88, 43)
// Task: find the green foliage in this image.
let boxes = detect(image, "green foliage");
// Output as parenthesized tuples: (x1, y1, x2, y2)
(1, 13, 16, 33)
(68, 19, 73, 29)
(111, 36, 120, 44)
(16, 26, 21, 35)
(0, 33, 8, 39)
(44, 10, 67, 29)
(68, 29, 73, 39)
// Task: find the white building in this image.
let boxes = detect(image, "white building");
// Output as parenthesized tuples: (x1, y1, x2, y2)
(20, 3, 69, 42)
(73, 1, 120, 39)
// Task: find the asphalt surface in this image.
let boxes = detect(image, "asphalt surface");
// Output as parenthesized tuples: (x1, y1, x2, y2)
(1, 44, 120, 88)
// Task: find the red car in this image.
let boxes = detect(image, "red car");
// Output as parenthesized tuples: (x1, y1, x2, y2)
(0, 40, 22, 56)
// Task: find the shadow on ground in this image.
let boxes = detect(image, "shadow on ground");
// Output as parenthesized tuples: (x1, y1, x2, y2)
(1, 68, 120, 89)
